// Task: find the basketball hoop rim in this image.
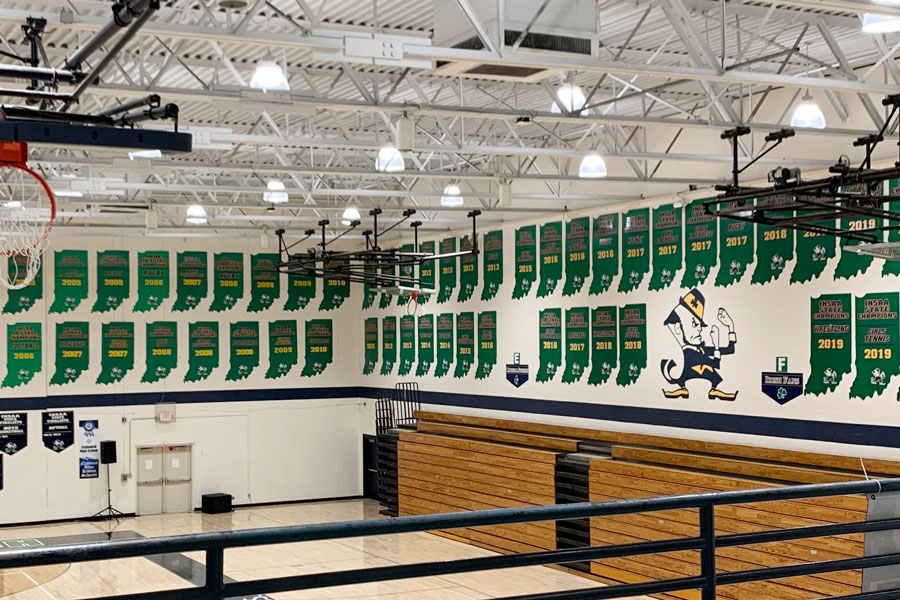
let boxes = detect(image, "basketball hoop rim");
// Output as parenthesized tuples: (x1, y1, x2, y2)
(0, 162, 57, 256)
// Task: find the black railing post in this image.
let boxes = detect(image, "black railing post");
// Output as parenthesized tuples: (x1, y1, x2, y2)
(205, 543, 225, 599)
(699, 504, 717, 600)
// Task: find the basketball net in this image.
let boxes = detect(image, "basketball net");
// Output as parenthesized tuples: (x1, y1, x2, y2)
(0, 142, 55, 290)
(406, 291, 421, 316)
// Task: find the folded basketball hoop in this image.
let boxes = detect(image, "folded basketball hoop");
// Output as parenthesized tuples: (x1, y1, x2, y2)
(0, 142, 55, 290)
(848, 241, 900, 261)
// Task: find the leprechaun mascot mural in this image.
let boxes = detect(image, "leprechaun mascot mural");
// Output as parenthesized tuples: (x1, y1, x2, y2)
(661, 288, 739, 401)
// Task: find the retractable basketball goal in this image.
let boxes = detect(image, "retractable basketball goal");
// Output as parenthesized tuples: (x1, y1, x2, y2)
(0, 142, 55, 290)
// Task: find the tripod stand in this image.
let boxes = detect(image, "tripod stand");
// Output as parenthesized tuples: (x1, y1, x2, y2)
(92, 462, 125, 522)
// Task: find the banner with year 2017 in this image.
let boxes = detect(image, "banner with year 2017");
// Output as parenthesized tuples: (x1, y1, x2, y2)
(682, 199, 716, 288)
(649, 204, 682, 291)
(78, 420, 100, 479)
(562, 307, 589, 384)
(619, 209, 649, 293)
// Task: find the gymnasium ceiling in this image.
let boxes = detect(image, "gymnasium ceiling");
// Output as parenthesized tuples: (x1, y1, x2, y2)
(2, 0, 900, 240)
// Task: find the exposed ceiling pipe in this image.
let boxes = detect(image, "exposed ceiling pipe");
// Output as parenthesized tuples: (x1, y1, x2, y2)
(62, 0, 156, 72)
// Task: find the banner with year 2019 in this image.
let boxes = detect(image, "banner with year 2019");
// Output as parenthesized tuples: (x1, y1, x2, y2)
(78, 420, 100, 479)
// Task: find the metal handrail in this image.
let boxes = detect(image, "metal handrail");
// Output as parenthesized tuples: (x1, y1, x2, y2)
(2, 478, 900, 600)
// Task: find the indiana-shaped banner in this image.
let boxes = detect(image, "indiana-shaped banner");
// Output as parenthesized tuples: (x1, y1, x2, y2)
(619, 209, 650, 293)
(379, 263, 396, 309)
(588, 307, 617, 386)
(563, 218, 589, 296)
(397, 244, 416, 306)
(886, 183, 900, 277)
(562, 307, 589, 383)
(227, 322, 259, 381)
(792, 224, 836, 284)
(143, 322, 177, 383)
(751, 196, 793, 285)
(481, 231, 503, 301)
(185, 322, 218, 382)
(435, 313, 454, 378)
(438, 238, 457, 304)
(537, 308, 562, 383)
(835, 183, 882, 280)
(418, 241, 435, 304)
(210, 252, 244, 312)
(476, 311, 496, 379)
(806, 294, 851, 396)
(649, 204, 682, 291)
(134, 251, 169, 312)
(454, 312, 475, 378)
(50, 322, 89, 386)
(381, 316, 397, 375)
(50, 250, 88, 314)
(92, 251, 130, 313)
(249, 254, 280, 312)
(320, 260, 349, 311)
(173, 251, 208, 311)
(362, 264, 377, 310)
(417, 314, 434, 376)
(266, 320, 298, 379)
(3, 323, 41, 388)
(682, 199, 716, 288)
(715, 200, 754, 287)
(850, 293, 900, 399)
(301, 319, 333, 377)
(286, 272, 315, 310)
(399, 315, 416, 376)
(538, 221, 562, 298)
(363, 318, 378, 375)
(97, 322, 134, 385)
(513, 225, 537, 299)
(617, 304, 647, 386)
(458, 235, 478, 302)
(3, 256, 42, 314)
(590, 214, 618, 295)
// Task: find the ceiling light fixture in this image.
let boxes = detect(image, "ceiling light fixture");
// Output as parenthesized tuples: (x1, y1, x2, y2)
(551, 84, 588, 116)
(790, 92, 827, 129)
(578, 153, 608, 178)
(128, 149, 162, 160)
(2, 200, 22, 209)
(375, 145, 405, 172)
(342, 206, 361, 225)
(186, 204, 207, 225)
(250, 51, 290, 92)
(263, 179, 289, 204)
(862, 13, 900, 32)
(54, 190, 84, 198)
(441, 184, 463, 208)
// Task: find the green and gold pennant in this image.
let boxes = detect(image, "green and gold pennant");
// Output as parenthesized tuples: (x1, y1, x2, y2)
(850, 293, 899, 400)
(2, 323, 41, 388)
(399, 315, 416, 376)
(537, 221, 563, 297)
(476, 311, 497, 379)
(481, 231, 503, 301)
(363, 318, 378, 375)
(835, 183, 883, 280)
(143, 322, 177, 383)
(417, 314, 434, 376)
(715, 201, 754, 287)
(649, 204, 682, 291)
(563, 217, 589, 296)
(50, 250, 88, 314)
(301, 319, 333, 377)
(537, 309, 562, 383)
(185, 322, 218, 382)
(419, 240, 436, 303)
(92, 250, 129, 313)
(51, 322, 89, 386)
(617, 304, 646, 386)
(590, 214, 618, 295)
(435, 313, 454, 378)
(381, 316, 397, 375)
(454, 312, 475, 378)
(97, 322, 134, 385)
(266, 320, 298, 379)
(134, 251, 169, 312)
(458, 235, 478, 302)
(286, 271, 316, 310)
(210, 252, 244, 312)
(173, 251, 208, 312)
(438, 238, 457, 304)
(791, 219, 836, 284)
(619, 209, 650, 292)
(320, 259, 349, 311)
(562, 307, 589, 383)
(226, 322, 259, 381)
(248, 254, 280, 312)
(751, 195, 794, 285)
(806, 294, 851, 396)
(682, 199, 716, 288)
(588, 307, 617, 386)
(513, 225, 537, 299)
(3, 256, 42, 314)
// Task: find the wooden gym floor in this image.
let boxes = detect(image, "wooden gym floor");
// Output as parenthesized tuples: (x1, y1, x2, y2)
(0, 499, 648, 600)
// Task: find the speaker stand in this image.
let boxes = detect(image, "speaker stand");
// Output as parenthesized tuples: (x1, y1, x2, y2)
(91, 463, 125, 522)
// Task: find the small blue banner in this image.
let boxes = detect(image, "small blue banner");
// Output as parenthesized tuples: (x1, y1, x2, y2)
(507, 364, 529, 388)
(761, 371, 804, 405)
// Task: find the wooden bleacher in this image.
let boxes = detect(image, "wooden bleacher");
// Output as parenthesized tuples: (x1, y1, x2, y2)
(391, 410, 900, 599)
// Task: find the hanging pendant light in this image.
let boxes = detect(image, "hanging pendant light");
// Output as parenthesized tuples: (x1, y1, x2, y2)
(263, 180, 289, 204)
(250, 51, 290, 92)
(342, 206, 361, 225)
(441, 184, 464, 207)
(790, 92, 827, 129)
(375, 145, 405, 172)
(551, 84, 588, 116)
(578, 153, 608, 178)
(862, 13, 900, 33)
(186, 204, 207, 225)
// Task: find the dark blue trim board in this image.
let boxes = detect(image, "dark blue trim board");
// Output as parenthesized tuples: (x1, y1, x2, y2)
(4, 385, 899, 450)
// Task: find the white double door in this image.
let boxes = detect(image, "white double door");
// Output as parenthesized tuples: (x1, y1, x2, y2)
(136, 444, 192, 515)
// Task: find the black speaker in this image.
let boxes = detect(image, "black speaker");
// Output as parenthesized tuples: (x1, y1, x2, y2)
(100, 440, 117, 464)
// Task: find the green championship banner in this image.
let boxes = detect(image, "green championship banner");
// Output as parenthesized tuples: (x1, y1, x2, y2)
(185, 322, 218, 382)
(514, 225, 537, 299)
(563, 217, 590, 296)
(886, 181, 900, 276)
(248, 254, 280, 312)
(835, 183, 882, 280)
(362, 263, 377, 310)
(134, 251, 169, 312)
(617, 304, 647, 386)
(2, 324, 41, 388)
(792, 221, 836, 284)
(3, 255, 42, 314)
(806, 294, 852, 396)
(481, 231, 503, 301)
(649, 204, 682, 291)
(363, 317, 378, 375)
(50, 250, 88, 313)
(590, 214, 618, 295)
(417, 314, 434, 376)
(537, 308, 562, 383)
(562, 307, 589, 384)
(458, 235, 478, 302)
(320, 259, 349, 311)
(173, 251, 208, 312)
(850, 293, 900, 399)
(379, 263, 396, 309)
(399, 315, 416, 376)
(588, 307, 617, 386)
(97, 322, 134, 385)
(682, 199, 717, 288)
(435, 313, 454, 378)
(419, 240, 435, 303)
(454, 312, 475, 378)
(51, 322, 89, 386)
(715, 201, 754, 287)
(619, 209, 650, 293)
(537, 221, 563, 298)
(226, 322, 259, 381)
(476, 311, 497, 379)
(266, 320, 298, 379)
(751, 196, 794, 285)
(286, 271, 316, 311)
(92, 250, 130, 313)
(397, 244, 416, 306)
(210, 252, 244, 312)
(438, 237, 457, 304)
(381, 316, 396, 375)
(301, 319, 334, 377)
(142, 322, 177, 383)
